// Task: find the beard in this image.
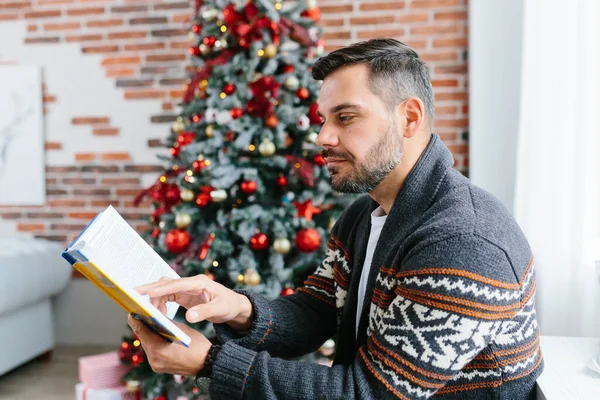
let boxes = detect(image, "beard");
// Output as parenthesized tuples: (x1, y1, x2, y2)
(324, 122, 403, 194)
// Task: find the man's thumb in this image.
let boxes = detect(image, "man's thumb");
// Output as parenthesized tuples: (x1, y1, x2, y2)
(186, 303, 217, 323)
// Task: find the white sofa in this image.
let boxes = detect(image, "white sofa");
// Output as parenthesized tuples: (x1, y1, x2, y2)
(0, 237, 71, 376)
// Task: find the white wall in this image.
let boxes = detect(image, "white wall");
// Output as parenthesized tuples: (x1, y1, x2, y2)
(1, 21, 167, 345)
(468, 0, 524, 214)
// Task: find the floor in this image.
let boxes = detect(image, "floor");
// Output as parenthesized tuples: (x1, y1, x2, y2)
(0, 346, 113, 400)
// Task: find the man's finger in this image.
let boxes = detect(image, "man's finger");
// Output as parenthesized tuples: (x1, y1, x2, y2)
(142, 276, 207, 298)
(186, 302, 219, 323)
(135, 276, 174, 295)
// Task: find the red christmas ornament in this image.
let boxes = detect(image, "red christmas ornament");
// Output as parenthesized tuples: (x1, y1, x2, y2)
(276, 175, 288, 187)
(296, 88, 309, 100)
(192, 24, 202, 33)
(192, 114, 202, 123)
(240, 180, 257, 194)
(283, 65, 295, 73)
(177, 131, 195, 146)
(250, 232, 269, 251)
(165, 186, 181, 206)
(264, 114, 278, 128)
(188, 46, 201, 56)
(154, 396, 166, 400)
(296, 228, 321, 253)
(170, 146, 180, 157)
(165, 229, 190, 254)
(203, 36, 216, 47)
(230, 107, 243, 119)
(314, 153, 326, 166)
(307, 102, 322, 125)
(152, 228, 160, 238)
(196, 193, 211, 208)
(223, 83, 236, 95)
(281, 287, 295, 296)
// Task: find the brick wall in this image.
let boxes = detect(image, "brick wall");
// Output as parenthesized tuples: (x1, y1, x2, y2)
(0, 0, 469, 262)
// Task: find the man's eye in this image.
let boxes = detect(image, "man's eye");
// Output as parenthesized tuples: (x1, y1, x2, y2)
(340, 115, 353, 123)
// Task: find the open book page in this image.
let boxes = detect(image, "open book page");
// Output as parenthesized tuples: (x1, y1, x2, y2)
(79, 206, 180, 319)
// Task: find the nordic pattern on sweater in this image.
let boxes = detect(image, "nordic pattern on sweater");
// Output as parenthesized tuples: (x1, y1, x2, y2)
(299, 235, 541, 398)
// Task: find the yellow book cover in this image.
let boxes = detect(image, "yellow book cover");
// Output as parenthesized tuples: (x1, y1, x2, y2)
(62, 205, 191, 347)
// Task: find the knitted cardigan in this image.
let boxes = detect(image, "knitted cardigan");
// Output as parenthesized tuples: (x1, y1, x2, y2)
(209, 133, 543, 399)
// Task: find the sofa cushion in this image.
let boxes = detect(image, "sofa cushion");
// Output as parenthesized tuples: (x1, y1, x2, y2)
(0, 237, 71, 315)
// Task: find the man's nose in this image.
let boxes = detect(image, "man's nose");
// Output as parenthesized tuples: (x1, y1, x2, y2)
(315, 122, 339, 148)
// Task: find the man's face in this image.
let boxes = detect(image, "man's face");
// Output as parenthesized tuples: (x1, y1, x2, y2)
(316, 64, 403, 193)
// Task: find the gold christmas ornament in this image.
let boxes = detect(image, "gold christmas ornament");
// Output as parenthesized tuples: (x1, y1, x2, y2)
(284, 76, 299, 91)
(206, 124, 214, 137)
(180, 188, 195, 202)
(264, 44, 277, 58)
(258, 139, 276, 156)
(175, 212, 192, 228)
(172, 120, 185, 133)
(306, 0, 318, 9)
(273, 238, 291, 254)
(244, 269, 261, 286)
(201, 7, 218, 21)
(305, 131, 318, 143)
(125, 380, 141, 393)
(199, 43, 211, 55)
(210, 189, 228, 202)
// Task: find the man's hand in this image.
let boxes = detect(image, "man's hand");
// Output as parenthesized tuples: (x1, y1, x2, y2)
(127, 315, 211, 376)
(135, 274, 254, 331)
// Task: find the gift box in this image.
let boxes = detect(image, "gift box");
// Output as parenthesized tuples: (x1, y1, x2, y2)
(75, 383, 125, 400)
(75, 383, 141, 400)
(78, 351, 130, 389)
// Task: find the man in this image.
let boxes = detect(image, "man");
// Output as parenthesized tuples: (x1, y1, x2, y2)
(130, 38, 543, 399)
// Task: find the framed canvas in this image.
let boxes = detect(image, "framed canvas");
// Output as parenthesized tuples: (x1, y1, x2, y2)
(0, 65, 45, 205)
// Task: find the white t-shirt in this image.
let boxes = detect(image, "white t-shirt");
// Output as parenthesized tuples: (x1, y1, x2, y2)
(355, 206, 387, 339)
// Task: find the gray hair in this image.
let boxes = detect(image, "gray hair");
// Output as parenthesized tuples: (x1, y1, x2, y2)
(312, 38, 435, 124)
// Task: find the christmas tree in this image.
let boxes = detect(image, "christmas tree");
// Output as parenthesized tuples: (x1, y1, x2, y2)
(117, 0, 355, 398)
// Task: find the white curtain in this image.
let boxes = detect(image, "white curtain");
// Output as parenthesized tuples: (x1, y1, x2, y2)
(514, 0, 600, 337)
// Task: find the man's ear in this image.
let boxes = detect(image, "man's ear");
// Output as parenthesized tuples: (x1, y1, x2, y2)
(400, 97, 425, 139)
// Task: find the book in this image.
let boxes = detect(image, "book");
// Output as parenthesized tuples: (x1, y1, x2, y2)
(62, 205, 191, 347)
